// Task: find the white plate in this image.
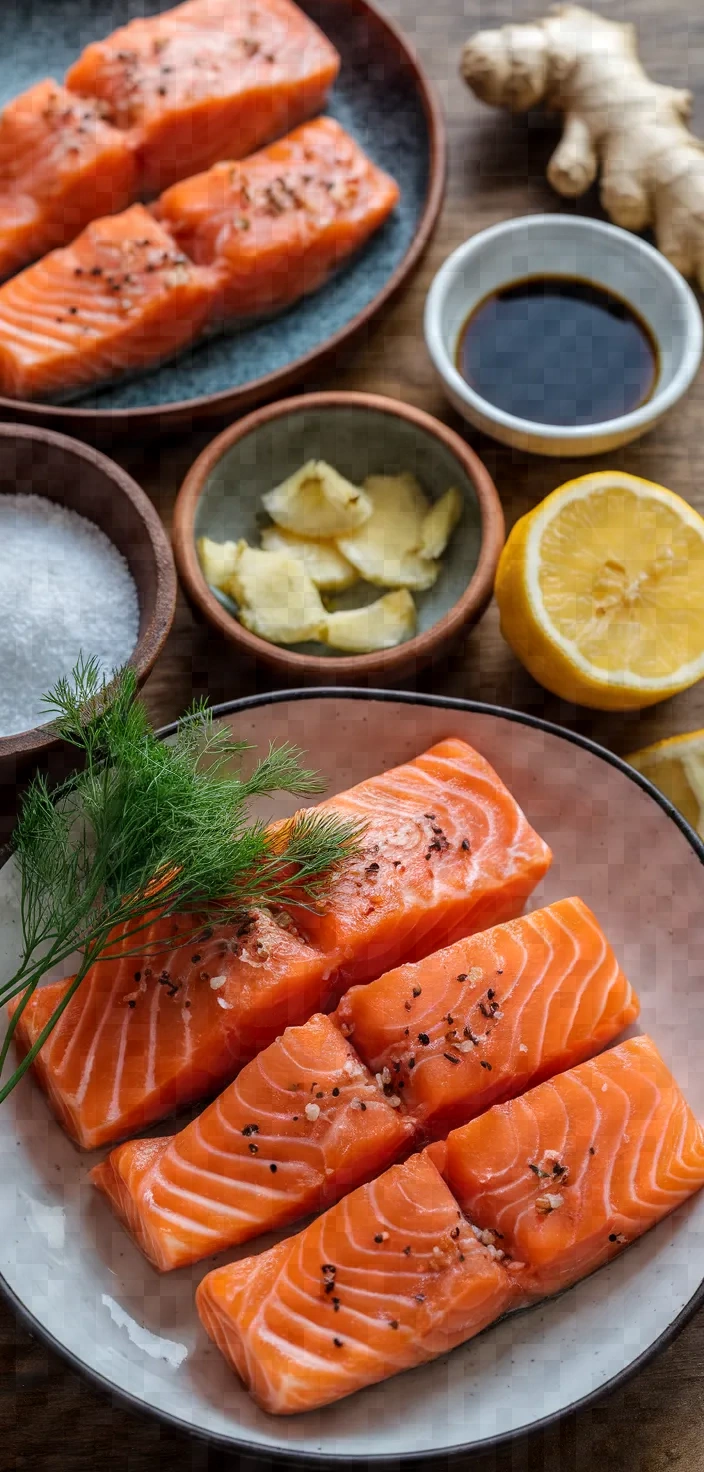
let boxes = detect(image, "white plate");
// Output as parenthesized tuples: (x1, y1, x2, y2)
(1, 690, 703, 1461)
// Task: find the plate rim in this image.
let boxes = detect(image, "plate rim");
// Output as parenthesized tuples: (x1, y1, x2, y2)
(1, 686, 703, 1461)
(0, 0, 446, 437)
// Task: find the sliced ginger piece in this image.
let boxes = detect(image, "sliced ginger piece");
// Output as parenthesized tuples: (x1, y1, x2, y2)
(223, 543, 326, 645)
(260, 525, 358, 591)
(323, 589, 416, 653)
(262, 460, 372, 539)
(337, 473, 440, 591)
(197, 536, 242, 590)
(419, 488, 463, 560)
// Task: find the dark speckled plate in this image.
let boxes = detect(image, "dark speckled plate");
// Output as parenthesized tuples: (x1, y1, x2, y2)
(0, 0, 444, 436)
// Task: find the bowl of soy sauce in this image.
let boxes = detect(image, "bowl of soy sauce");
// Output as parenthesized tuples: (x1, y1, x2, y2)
(424, 214, 702, 456)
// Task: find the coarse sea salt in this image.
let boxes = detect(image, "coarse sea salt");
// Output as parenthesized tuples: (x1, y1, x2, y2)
(0, 494, 139, 738)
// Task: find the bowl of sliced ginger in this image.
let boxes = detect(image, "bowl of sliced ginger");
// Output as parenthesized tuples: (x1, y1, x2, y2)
(172, 392, 505, 681)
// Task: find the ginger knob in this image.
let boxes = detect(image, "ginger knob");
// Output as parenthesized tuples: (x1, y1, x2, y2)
(461, 4, 704, 287)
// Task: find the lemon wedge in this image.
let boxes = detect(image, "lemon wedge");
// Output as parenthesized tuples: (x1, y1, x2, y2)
(495, 471, 704, 710)
(627, 730, 704, 838)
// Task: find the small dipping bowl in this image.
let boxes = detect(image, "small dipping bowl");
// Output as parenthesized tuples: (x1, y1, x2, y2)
(424, 214, 703, 457)
(172, 391, 504, 683)
(0, 424, 177, 785)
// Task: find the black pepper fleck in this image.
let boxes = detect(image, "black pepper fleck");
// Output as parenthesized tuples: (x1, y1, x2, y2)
(418, 1033, 430, 1046)
(270, 1163, 277, 1173)
(480, 1060, 492, 1070)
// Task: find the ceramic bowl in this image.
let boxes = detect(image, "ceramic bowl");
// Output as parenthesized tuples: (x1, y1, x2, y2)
(172, 392, 504, 682)
(1, 690, 703, 1460)
(0, 0, 445, 439)
(424, 214, 703, 457)
(0, 424, 177, 777)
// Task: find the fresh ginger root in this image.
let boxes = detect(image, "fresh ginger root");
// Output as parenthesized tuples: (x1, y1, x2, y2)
(462, 5, 704, 286)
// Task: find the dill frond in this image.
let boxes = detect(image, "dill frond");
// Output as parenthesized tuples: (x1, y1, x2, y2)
(0, 663, 363, 1100)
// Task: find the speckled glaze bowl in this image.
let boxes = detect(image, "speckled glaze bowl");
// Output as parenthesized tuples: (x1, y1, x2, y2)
(172, 392, 504, 682)
(0, 0, 444, 438)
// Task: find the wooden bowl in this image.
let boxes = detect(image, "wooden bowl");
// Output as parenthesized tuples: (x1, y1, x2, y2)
(172, 392, 504, 683)
(0, 424, 177, 778)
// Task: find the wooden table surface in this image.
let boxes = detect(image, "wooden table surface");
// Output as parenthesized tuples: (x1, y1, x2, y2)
(3, 0, 704, 1467)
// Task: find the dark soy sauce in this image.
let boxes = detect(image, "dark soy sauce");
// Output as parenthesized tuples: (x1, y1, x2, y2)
(456, 275, 658, 427)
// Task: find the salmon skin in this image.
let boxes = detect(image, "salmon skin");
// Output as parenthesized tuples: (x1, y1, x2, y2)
(0, 119, 396, 402)
(335, 897, 639, 1139)
(66, 0, 341, 195)
(155, 116, 400, 321)
(90, 1013, 414, 1271)
(197, 1036, 704, 1414)
(10, 739, 551, 1149)
(0, 203, 217, 401)
(196, 1152, 519, 1415)
(0, 81, 136, 281)
(435, 1035, 704, 1299)
(93, 897, 636, 1270)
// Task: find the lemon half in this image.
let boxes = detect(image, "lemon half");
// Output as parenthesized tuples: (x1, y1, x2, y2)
(495, 472, 704, 710)
(627, 730, 704, 838)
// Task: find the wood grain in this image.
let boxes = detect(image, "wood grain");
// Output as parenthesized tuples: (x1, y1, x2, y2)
(2, 0, 704, 1466)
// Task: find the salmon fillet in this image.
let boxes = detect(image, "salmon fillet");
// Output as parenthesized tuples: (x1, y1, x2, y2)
(335, 897, 639, 1139)
(0, 203, 217, 400)
(66, 0, 340, 195)
(93, 898, 637, 1269)
(10, 739, 551, 1149)
(196, 1152, 519, 1415)
(197, 1037, 704, 1414)
(154, 116, 400, 320)
(0, 80, 136, 280)
(0, 118, 397, 401)
(90, 1013, 414, 1270)
(435, 1035, 704, 1299)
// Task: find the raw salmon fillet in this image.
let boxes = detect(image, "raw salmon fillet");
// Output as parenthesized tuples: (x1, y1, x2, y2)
(0, 80, 136, 280)
(10, 739, 551, 1149)
(436, 1035, 704, 1299)
(90, 1013, 414, 1270)
(196, 1152, 518, 1414)
(335, 897, 639, 1139)
(93, 896, 635, 1268)
(66, 0, 340, 194)
(155, 117, 400, 320)
(0, 203, 217, 400)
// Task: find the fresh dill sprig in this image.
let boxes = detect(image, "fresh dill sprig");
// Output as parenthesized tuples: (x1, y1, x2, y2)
(0, 658, 363, 1101)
